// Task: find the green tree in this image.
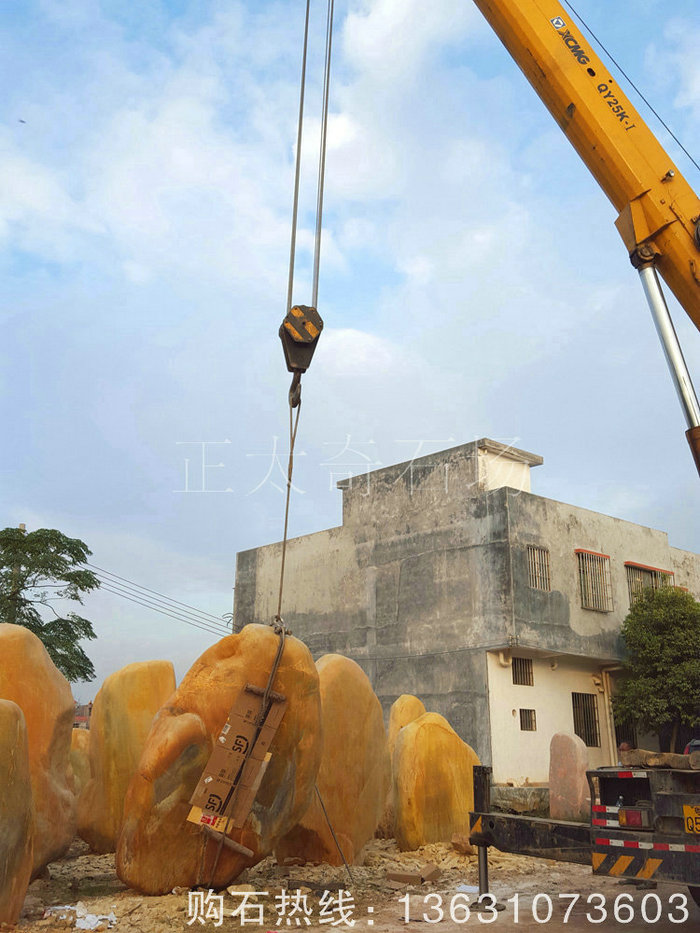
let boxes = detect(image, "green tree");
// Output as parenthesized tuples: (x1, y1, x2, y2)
(0, 526, 100, 682)
(613, 586, 700, 752)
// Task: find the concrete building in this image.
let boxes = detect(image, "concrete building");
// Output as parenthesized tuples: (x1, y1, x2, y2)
(233, 439, 700, 785)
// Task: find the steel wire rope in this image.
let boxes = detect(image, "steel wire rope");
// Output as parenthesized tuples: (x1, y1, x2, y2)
(275, 401, 302, 623)
(87, 562, 228, 627)
(311, 0, 335, 309)
(286, 0, 311, 316)
(198, 2, 340, 888)
(201, 0, 342, 889)
(276, 0, 335, 623)
(314, 784, 355, 885)
(561, 0, 700, 175)
(198, 3, 337, 883)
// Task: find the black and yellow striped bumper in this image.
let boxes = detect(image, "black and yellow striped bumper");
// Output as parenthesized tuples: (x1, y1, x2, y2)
(592, 834, 700, 885)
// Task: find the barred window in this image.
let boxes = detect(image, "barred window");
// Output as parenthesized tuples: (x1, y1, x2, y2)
(572, 692, 601, 747)
(512, 657, 534, 686)
(527, 545, 551, 591)
(520, 709, 537, 731)
(576, 550, 613, 612)
(625, 562, 674, 604)
(615, 721, 637, 749)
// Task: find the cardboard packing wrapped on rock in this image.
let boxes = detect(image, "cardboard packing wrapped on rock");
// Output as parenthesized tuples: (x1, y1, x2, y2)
(188, 688, 286, 829)
(188, 753, 271, 831)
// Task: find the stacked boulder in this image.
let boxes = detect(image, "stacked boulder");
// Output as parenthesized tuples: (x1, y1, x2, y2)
(78, 660, 176, 852)
(116, 624, 322, 894)
(275, 654, 389, 865)
(0, 623, 76, 874)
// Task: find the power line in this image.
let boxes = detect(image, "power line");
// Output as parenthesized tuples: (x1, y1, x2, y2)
(97, 582, 229, 639)
(87, 562, 230, 628)
(94, 574, 229, 632)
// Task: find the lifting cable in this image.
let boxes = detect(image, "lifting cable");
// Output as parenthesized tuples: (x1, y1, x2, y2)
(275, 0, 354, 886)
(198, 0, 341, 890)
(277, 0, 334, 623)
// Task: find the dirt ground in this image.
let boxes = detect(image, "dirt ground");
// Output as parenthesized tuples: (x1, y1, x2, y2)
(11, 837, 700, 933)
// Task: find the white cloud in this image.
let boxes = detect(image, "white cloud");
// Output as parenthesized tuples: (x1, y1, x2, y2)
(316, 327, 402, 376)
(645, 21, 700, 127)
(343, 0, 479, 80)
(0, 144, 101, 259)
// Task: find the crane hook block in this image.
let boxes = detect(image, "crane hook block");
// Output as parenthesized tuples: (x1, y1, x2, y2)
(279, 305, 323, 374)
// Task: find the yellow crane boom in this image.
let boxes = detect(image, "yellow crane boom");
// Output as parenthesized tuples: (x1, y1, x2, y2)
(472, 0, 700, 471)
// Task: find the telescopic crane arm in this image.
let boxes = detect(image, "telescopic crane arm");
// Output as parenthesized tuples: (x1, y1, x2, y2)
(471, 0, 700, 473)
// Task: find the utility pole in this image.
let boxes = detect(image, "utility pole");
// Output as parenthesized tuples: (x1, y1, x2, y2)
(9, 523, 26, 625)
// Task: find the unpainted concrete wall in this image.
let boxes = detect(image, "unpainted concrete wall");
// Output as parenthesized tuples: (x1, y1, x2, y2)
(233, 440, 700, 771)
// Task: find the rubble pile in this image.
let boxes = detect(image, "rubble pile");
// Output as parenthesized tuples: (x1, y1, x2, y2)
(14, 837, 544, 932)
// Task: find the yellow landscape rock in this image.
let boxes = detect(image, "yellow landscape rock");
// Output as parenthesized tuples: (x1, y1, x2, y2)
(70, 729, 92, 797)
(275, 654, 389, 865)
(388, 694, 426, 759)
(377, 694, 426, 837)
(77, 660, 176, 853)
(0, 700, 34, 926)
(116, 624, 322, 894)
(0, 623, 76, 873)
(393, 712, 480, 852)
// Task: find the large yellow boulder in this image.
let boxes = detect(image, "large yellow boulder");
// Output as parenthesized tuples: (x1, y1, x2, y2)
(0, 700, 34, 926)
(70, 729, 92, 797)
(393, 712, 480, 851)
(378, 694, 427, 837)
(388, 694, 426, 760)
(77, 661, 176, 853)
(275, 654, 389, 865)
(0, 623, 76, 873)
(116, 624, 322, 894)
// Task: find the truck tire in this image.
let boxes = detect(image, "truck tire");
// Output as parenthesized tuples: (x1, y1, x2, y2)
(689, 887, 700, 908)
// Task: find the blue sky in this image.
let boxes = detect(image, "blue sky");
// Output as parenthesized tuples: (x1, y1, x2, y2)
(1, 0, 699, 699)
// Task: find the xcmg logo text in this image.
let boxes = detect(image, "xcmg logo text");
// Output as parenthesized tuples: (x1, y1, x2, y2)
(550, 16, 591, 65)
